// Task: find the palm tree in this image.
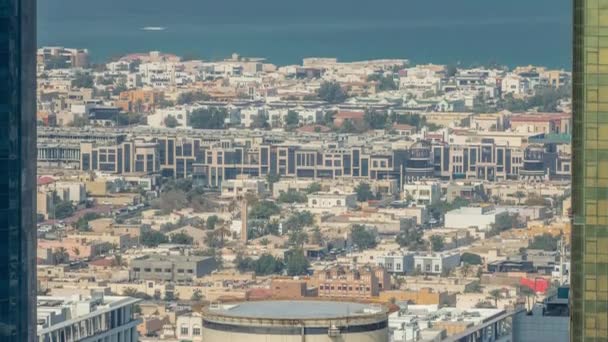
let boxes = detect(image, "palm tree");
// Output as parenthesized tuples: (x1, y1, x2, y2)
(514, 191, 526, 205)
(191, 289, 203, 302)
(72, 247, 80, 258)
(519, 285, 536, 311)
(112, 255, 126, 267)
(53, 247, 69, 265)
(489, 289, 502, 308)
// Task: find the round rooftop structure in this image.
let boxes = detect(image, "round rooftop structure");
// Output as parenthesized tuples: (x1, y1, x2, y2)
(202, 300, 388, 342)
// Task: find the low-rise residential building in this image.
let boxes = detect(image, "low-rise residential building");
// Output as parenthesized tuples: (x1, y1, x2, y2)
(220, 177, 267, 199)
(403, 181, 441, 205)
(130, 255, 217, 283)
(413, 252, 461, 275)
(175, 313, 203, 342)
(311, 265, 390, 298)
(444, 205, 508, 231)
(376, 252, 415, 275)
(307, 192, 357, 209)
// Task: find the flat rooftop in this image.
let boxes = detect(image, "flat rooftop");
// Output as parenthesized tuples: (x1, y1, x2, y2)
(211, 301, 383, 319)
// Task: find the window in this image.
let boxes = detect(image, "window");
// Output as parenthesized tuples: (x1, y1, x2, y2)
(144, 268, 151, 272)
(425, 264, 431, 271)
(154, 268, 161, 272)
(180, 327, 189, 336)
(165, 269, 171, 273)
(435, 265, 440, 272)
(177, 269, 184, 273)
(133, 267, 140, 272)
(192, 327, 201, 336)
(187, 269, 194, 273)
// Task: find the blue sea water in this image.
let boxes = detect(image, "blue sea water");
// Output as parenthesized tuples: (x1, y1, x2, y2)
(38, 0, 571, 68)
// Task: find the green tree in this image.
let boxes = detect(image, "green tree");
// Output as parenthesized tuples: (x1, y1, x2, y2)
(234, 253, 254, 272)
(52, 200, 74, 220)
(351, 225, 377, 250)
(52, 247, 69, 265)
(396, 227, 427, 251)
(191, 289, 203, 301)
(446, 64, 458, 77)
(72, 72, 94, 88)
(528, 233, 559, 251)
(112, 79, 128, 96)
(305, 182, 322, 194)
(490, 213, 519, 235)
(277, 190, 308, 204)
(206, 215, 219, 230)
(286, 249, 310, 276)
(323, 110, 337, 126)
(461, 252, 483, 265)
(73, 212, 101, 231)
(465, 281, 483, 293)
(70, 115, 89, 127)
(430, 235, 445, 252)
(251, 113, 270, 129)
(249, 201, 280, 220)
(489, 289, 502, 308)
(364, 110, 388, 129)
(518, 285, 536, 311)
(310, 227, 323, 246)
(140, 230, 169, 247)
(188, 108, 226, 129)
(318, 81, 347, 103)
(285, 110, 300, 127)
(513, 191, 527, 205)
(288, 229, 309, 248)
(164, 115, 179, 128)
(254, 254, 285, 275)
(367, 74, 397, 91)
(170, 232, 194, 245)
(177, 91, 211, 105)
(116, 112, 146, 126)
(282, 211, 314, 232)
(355, 182, 374, 202)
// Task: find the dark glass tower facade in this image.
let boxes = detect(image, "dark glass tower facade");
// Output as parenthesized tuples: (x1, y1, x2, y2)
(573, 0, 608, 340)
(0, 0, 36, 340)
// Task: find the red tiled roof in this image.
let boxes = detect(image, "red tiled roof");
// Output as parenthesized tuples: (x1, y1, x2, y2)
(37, 176, 55, 186)
(89, 258, 114, 267)
(392, 124, 415, 130)
(297, 124, 332, 133)
(336, 111, 365, 119)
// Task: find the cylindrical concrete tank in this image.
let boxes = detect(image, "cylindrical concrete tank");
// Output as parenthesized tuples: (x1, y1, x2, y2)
(202, 300, 388, 342)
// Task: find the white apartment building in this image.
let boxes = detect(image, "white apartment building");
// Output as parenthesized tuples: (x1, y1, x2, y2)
(175, 313, 203, 342)
(501, 73, 530, 96)
(399, 67, 443, 92)
(240, 106, 267, 128)
(403, 181, 441, 205)
(307, 192, 357, 209)
(444, 205, 508, 231)
(37, 294, 141, 342)
(147, 106, 190, 128)
(376, 252, 415, 275)
(220, 177, 267, 199)
(413, 252, 461, 275)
